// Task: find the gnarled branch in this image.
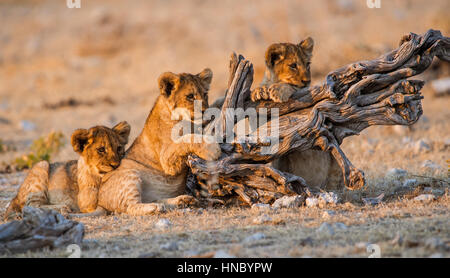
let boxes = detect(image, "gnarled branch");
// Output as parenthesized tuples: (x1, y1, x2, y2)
(187, 29, 449, 206)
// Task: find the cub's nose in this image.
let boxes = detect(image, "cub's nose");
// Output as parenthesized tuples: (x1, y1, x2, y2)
(110, 162, 120, 169)
(302, 79, 311, 86)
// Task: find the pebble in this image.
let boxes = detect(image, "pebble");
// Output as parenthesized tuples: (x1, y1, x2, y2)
(253, 214, 272, 224)
(318, 192, 339, 207)
(155, 218, 172, 229)
(317, 223, 335, 235)
(334, 222, 348, 230)
(386, 168, 407, 178)
(213, 250, 235, 258)
(424, 237, 444, 250)
(251, 203, 271, 212)
(272, 195, 304, 209)
(160, 241, 178, 251)
(413, 194, 435, 203)
(305, 197, 319, 207)
(413, 139, 431, 154)
(362, 193, 385, 206)
(421, 160, 441, 171)
(243, 233, 266, 243)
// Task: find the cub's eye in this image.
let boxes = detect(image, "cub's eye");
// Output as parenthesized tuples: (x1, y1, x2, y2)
(186, 94, 195, 101)
(97, 147, 105, 154)
(289, 63, 297, 69)
(117, 146, 123, 153)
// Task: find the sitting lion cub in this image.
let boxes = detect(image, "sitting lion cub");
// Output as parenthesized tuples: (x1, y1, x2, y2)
(4, 122, 130, 220)
(251, 38, 343, 189)
(97, 68, 221, 216)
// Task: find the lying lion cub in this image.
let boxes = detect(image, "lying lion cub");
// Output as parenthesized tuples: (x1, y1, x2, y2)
(97, 68, 221, 215)
(4, 122, 130, 220)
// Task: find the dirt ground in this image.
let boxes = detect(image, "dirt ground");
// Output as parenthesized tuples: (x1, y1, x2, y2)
(0, 0, 449, 257)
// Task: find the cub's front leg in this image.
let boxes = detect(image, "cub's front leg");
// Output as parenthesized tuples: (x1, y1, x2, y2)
(159, 134, 221, 176)
(251, 83, 297, 103)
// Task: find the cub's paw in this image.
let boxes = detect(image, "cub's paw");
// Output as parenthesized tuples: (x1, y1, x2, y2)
(166, 195, 199, 208)
(196, 142, 221, 161)
(267, 83, 296, 102)
(250, 86, 269, 102)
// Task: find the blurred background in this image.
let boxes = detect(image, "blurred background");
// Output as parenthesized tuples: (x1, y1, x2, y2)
(0, 0, 448, 182)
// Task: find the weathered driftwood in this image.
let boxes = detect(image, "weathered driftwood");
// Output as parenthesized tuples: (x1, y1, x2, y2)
(186, 29, 449, 206)
(0, 206, 84, 254)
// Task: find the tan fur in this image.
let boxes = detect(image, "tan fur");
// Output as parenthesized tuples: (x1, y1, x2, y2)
(97, 69, 221, 216)
(251, 37, 314, 102)
(4, 122, 130, 220)
(252, 38, 344, 189)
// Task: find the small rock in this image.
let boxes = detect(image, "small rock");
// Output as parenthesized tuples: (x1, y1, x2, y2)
(421, 160, 442, 171)
(403, 179, 418, 187)
(253, 214, 272, 224)
(317, 223, 335, 235)
(160, 241, 178, 251)
(243, 233, 265, 243)
(155, 218, 172, 229)
(213, 250, 235, 258)
(334, 222, 348, 230)
(413, 194, 435, 203)
(386, 168, 407, 178)
(19, 120, 36, 132)
(413, 140, 431, 154)
(272, 195, 304, 209)
(424, 237, 444, 250)
(251, 203, 271, 212)
(318, 192, 339, 207)
(362, 193, 385, 206)
(305, 197, 319, 207)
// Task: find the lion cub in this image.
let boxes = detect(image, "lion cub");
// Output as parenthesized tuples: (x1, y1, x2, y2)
(97, 69, 221, 215)
(251, 38, 343, 189)
(4, 122, 130, 220)
(251, 37, 314, 102)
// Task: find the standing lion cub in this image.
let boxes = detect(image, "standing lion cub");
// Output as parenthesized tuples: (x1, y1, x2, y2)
(4, 122, 130, 220)
(97, 68, 221, 216)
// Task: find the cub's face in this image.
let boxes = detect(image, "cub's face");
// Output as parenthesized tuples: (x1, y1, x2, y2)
(265, 37, 314, 87)
(158, 68, 212, 120)
(71, 121, 131, 175)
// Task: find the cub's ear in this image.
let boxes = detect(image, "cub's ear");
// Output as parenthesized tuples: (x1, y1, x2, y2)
(265, 43, 286, 68)
(112, 121, 131, 145)
(196, 68, 213, 90)
(158, 72, 179, 97)
(298, 37, 314, 60)
(71, 129, 89, 154)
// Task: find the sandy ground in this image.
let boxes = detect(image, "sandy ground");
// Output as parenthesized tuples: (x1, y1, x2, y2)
(0, 0, 449, 257)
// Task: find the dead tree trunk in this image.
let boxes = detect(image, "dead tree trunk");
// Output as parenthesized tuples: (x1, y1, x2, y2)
(187, 29, 449, 206)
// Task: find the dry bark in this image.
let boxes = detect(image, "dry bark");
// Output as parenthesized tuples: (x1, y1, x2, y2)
(187, 29, 449, 206)
(0, 206, 84, 254)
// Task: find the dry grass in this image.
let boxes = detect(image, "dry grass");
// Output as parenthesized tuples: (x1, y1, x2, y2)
(0, 0, 448, 257)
